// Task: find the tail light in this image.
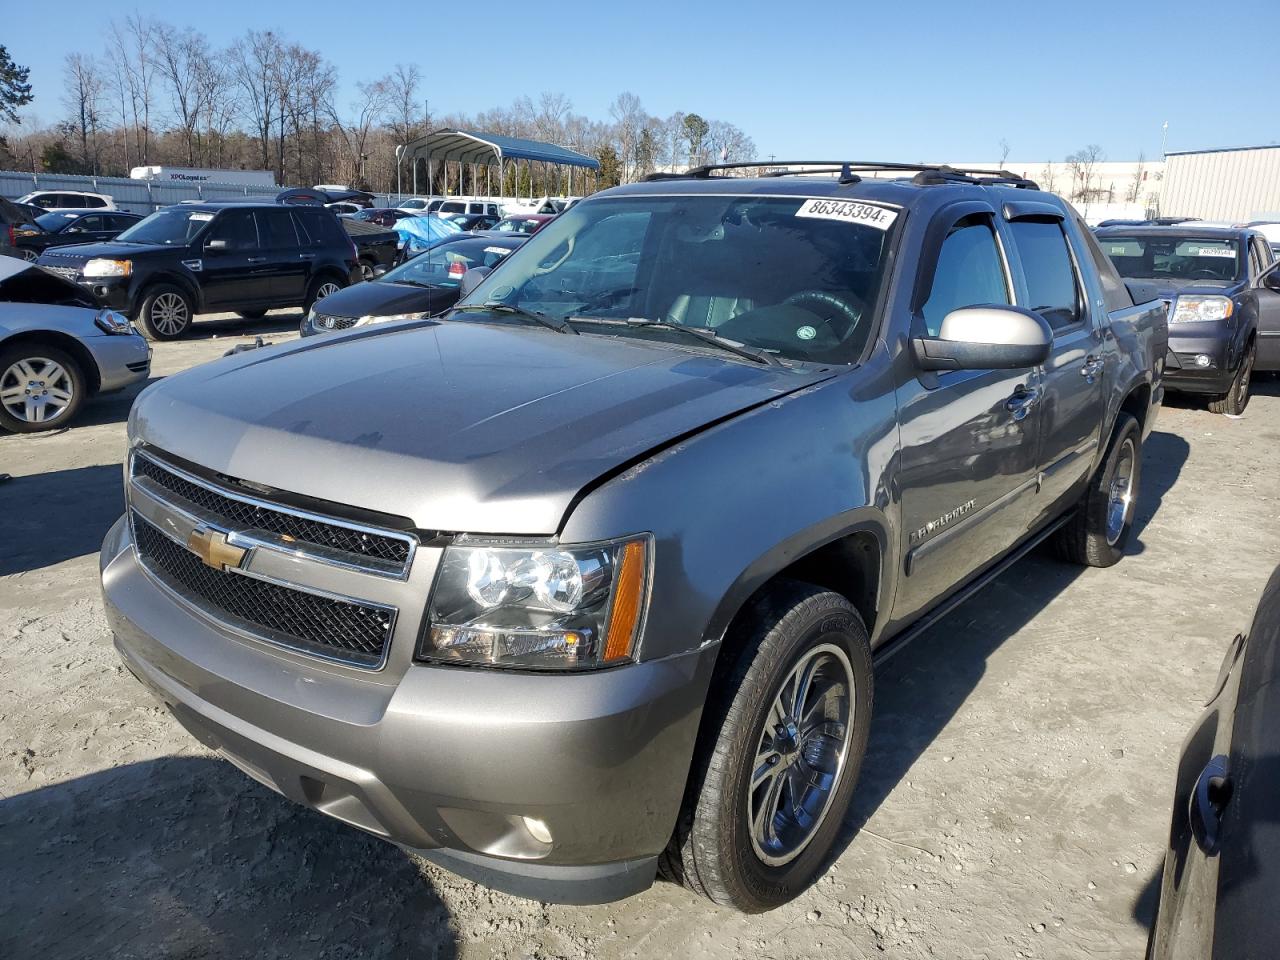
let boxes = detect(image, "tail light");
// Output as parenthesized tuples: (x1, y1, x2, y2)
(447, 260, 467, 279)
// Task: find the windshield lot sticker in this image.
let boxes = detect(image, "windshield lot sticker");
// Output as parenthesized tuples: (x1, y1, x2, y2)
(1187, 246, 1235, 258)
(189, 212, 215, 222)
(796, 198, 898, 231)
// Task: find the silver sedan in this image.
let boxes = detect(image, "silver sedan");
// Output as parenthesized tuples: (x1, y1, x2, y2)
(0, 256, 150, 432)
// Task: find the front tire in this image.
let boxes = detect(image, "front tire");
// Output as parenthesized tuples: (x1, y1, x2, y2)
(0, 344, 86, 433)
(1208, 341, 1254, 415)
(662, 581, 873, 912)
(1055, 412, 1141, 567)
(136, 284, 194, 340)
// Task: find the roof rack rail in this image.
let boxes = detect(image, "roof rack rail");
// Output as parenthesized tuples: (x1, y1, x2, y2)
(643, 160, 1039, 190)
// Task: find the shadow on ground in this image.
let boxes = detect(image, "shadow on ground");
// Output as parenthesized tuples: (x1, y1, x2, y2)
(0, 464, 124, 575)
(835, 426, 1190, 857)
(181, 311, 303, 342)
(0, 757, 459, 960)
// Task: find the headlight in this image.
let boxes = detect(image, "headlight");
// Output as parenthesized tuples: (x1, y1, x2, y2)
(93, 309, 134, 335)
(83, 258, 132, 278)
(353, 311, 431, 327)
(1170, 295, 1233, 323)
(420, 535, 651, 670)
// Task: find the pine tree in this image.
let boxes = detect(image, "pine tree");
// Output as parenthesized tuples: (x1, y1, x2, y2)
(0, 46, 34, 124)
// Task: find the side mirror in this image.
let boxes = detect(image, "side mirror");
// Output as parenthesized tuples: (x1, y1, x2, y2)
(912, 305, 1053, 372)
(204, 238, 229, 253)
(1263, 267, 1280, 293)
(459, 266, 491, 298)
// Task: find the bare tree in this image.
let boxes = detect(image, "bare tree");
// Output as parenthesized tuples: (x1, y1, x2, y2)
(707, 119, 755, 167)
(1039, 160, 1058, 193)
(386, 63, 425, 145)
(1126, 150, 1147, 203)
(1066, 144, 1105, 202)
(108, 16, 157, 165)
(228, 30, 283, 172)
(328, 76, 391, 189)
(153, 24, 210, 165)
(61, 53, 103, 173)
(998, 138, 1011, 167)
(609, 91, 644, 183)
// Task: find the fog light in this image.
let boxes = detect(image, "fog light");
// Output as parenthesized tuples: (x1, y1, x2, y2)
(1195, 354, 1212, 368)
(523, 816, 553, 844)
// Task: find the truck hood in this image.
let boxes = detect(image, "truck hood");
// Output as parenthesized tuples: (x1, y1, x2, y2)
(38, 240, 173, 264)
(131, 321, 830, 534)
(1147, 278, 1241, 299)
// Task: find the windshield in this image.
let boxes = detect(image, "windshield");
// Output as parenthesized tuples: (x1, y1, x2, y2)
(456, 195, 898, 363)
(35, 212, 79, 231)
(115, 207, 215, 246)
(1101, 235, 1242, 282)
(382, 238, 519, 288)
(400, 199, 427, 210)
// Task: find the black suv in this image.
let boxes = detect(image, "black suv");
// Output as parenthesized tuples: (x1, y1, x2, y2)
(36, 202, 358, 339)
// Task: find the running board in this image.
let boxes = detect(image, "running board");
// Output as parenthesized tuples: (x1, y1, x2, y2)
(870, 513, 1073, 668)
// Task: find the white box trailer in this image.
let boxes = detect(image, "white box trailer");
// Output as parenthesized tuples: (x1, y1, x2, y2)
(129, 166, 277, 188)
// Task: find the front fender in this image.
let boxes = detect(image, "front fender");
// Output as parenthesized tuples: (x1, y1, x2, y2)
(561, 350, 901, 663)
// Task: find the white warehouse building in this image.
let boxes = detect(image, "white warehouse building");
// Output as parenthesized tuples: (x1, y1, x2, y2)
(1160, 145, 1280, 221)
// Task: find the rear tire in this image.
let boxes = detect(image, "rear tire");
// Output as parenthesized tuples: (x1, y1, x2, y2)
(1207, 341, 1254, 415)
(136, 284, 194, 340)
(304, 275, 344, 313)
(660, 581, 873, 912)
(1054, 412, 1141, 567)
(0, 343, 86, 433)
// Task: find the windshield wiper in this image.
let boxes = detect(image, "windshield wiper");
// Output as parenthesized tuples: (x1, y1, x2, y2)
(573, 316, 780, 366)
(453, 302, 577, 334)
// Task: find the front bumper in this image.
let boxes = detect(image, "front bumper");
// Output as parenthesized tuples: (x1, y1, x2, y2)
(100, 515, 713, 904)
(89, 333, 151, 393)
(77, 275, 132, 312)
(1162, 333, 1235, 395)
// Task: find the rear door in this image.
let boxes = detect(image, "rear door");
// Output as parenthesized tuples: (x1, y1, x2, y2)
(893, 204, 1043, 621)
(253, 208, 308, 304)
(1249, 236, 1280, 369)
(1002, 205, 1104, 516)
(200, 209, 267, 307)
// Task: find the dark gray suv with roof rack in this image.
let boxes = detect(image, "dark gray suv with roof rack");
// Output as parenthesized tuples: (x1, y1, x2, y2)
(101, 160, 1165, 911)
(37, 201, 358, 340)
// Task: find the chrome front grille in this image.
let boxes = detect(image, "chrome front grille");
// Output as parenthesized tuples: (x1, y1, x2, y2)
(132, 514, 395, 667)
(132, 452, 413, 575)
(126, 448, 422, 669)
(313, 313, 359, 331)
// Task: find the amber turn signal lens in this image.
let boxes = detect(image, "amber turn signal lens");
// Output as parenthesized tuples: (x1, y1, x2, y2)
(603, 539, 647, 662)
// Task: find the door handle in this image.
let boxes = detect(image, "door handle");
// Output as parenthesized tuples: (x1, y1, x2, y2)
(1189, 754, 1232, 855)
(246, 256, 267, 264)
(298, 253, 316, 261)
(1080, 355, 1105, 382)
(1005, 386, 1039, 421)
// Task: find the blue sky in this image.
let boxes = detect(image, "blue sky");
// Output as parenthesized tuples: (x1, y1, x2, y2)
(6, 0, 1279, 162)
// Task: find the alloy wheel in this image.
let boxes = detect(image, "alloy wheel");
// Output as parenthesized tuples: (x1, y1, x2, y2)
(1105, 437, 1137, 546)
(317, 281, 341, 300)
(748, 643, 855, 867)
(0, 356, 76, 425)
(151, 292, 190, 336)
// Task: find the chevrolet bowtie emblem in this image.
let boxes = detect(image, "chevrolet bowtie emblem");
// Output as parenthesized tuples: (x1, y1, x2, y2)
(186, 527, 248, 571)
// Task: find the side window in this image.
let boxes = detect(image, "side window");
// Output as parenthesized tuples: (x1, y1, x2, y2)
(919, 216, 1010, 337)
(84, 195, 106, 208)
(1076, 217, 1134, 313)
(290, 210, 316, 246)
(1009, 219, 1081, 331)
(256, 209, 299, 248)
(69, 215, 103, 232)
(206, 210, 258, 250)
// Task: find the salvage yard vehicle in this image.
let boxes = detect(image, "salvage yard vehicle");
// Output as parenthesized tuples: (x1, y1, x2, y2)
(100, 161, 1165, 911)
(36, 202, 358, 340)
(301, 234, 525, 336)
(1147, 564, 1280, 960)
(1096, 224, 1280, 415)
(12, 210, 144, 262)
(0, 257, 149, 432)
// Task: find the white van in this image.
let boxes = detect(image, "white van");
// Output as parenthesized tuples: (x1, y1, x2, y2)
(129, 166, 277, 187)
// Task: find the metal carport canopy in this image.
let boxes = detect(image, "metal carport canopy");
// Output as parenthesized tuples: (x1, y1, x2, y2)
(401, 129, 600, 170)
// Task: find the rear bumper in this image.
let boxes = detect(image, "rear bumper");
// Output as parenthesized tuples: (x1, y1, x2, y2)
(100, 515, 713, 904)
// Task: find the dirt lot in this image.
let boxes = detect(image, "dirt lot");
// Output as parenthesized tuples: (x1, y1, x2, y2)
(3, 312, 1279, 960)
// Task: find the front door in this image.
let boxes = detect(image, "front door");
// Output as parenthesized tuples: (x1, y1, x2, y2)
(1005, 215, 1104, 516)
(1250, 240, 1280, 370)
(894, 209, 1042, 623)
(200, 209, 268, 308)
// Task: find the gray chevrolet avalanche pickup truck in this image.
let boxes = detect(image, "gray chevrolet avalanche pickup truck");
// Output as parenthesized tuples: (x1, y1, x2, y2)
(100, 161, 1166, 912)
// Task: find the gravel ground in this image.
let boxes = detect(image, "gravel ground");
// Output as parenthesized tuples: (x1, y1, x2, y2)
(3, 312, 1279, 959)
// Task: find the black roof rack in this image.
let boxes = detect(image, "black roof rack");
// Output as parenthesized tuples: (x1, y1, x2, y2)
(644, 160, 1039, 190)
